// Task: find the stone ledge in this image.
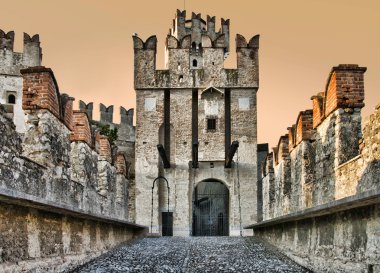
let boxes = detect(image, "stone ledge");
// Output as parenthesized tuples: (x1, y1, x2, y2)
(245, 188, 380, 229)
(0, 187, 147, 230)
(336, 154, 361, 170)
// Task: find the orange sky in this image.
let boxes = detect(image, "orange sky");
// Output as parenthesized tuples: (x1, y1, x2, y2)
(1, 0, 379, 148)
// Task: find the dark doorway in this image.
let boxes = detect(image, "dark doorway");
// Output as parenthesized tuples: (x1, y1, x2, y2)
(192, 180, 229, 236)
(162, 212, 173, 236)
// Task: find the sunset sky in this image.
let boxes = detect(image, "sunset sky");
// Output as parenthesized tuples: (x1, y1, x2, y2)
(2, 0, 379, 148)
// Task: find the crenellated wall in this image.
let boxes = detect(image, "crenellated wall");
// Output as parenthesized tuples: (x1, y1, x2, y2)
(0, 66, 145, 273)
(249, 64, 380, 273)
(78, 99, 136, 222)
(133, 10, 258, 90)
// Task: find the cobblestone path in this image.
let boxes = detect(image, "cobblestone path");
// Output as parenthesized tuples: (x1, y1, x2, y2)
(72, 237, 310, 273)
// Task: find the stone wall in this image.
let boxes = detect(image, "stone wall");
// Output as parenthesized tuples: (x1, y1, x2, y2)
(0, 66, 145, 273)
(254, 203, 380, 273)
(0, 202, 139, 273)
(78, 101, 136, 222)
(249, 64, 380, 273)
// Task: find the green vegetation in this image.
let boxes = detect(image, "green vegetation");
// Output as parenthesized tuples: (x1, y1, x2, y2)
(99, 124, 118, 146)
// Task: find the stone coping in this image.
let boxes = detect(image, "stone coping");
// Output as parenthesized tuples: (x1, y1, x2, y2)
(335, 154, 361, 170)
(245, 188, 380, 229)
(0, 187, 147, 230)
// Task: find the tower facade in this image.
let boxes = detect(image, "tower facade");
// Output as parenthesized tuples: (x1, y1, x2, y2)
(0, 30, 42, 133)
(134, 10, 259, 236)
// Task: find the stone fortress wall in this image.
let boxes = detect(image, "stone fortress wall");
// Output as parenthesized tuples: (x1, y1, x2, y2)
(0, 65, 145, 273)
(77, 100, 137, 222)
(248, 64, 380, 273)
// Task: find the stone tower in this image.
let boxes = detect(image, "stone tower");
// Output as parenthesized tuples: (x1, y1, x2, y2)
(134, 10, 259, 236)
(0, 30, 42, 133)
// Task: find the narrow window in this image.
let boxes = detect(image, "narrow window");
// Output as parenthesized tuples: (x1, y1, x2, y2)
(179, 75, 184, 83)
(8, 94, 16, 104)
(192, 42, 196, 50)
(193, 59, 198, 67)
(207, 118, 216, 131)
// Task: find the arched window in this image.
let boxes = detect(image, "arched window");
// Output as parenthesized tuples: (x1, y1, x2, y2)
(8, 94, 16, 104)
(179, 75, 184, 83)
(191, 42, 196, 50)
(193, 59, 198, 67)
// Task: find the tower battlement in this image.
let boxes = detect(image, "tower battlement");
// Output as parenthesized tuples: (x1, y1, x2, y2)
(170, 10, 230, 55)
(0, 30, 15, 50)
(79, 100, 134, 128)
(133, 11, 259, 90)
(0, 29, 43, 133)
(0, 29, 42, 73)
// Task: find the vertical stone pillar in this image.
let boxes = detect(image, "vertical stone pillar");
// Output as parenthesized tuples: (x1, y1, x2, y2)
(323, 65, 366, 166)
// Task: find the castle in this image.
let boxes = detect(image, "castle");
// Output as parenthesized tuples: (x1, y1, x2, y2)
(0, 9, 379, 273)
(133, 10, 260, 236)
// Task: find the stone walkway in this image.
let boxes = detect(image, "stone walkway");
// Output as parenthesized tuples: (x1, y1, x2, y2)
(71, 237, 311, 273)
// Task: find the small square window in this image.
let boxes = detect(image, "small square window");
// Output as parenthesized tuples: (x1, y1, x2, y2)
(7, 94, 16, 104)
(207, 118, 216, 131)
(239, 97, 250, 111)
(144, 98, 156, 112)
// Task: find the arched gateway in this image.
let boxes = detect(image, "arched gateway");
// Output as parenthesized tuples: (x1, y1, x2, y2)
(192, 180, 229, 236)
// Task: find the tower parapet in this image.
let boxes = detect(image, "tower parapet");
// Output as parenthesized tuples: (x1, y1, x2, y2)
(100, 103, 114, 124)
(120, 107, 134, 125)
(0, 30, 43, 133)
(79, 100, 94, 120)
(0, 30, 42, 70)
(236, 34, 260, 86)
(134, 11, 259, 90)
(0, 30, 15, 51)
(23, 33, 42, 67)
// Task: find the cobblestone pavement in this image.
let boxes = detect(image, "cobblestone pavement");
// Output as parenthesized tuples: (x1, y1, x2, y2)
(71, 237, 311, 273)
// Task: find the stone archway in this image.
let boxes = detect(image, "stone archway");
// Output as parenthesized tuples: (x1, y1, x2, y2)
(192, 179, 229, 236)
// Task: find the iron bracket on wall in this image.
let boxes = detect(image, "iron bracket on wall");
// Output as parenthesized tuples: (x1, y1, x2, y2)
(225, 141, 239, 168)
(192, 141, 199, 168)
(157, 144, 170, 168)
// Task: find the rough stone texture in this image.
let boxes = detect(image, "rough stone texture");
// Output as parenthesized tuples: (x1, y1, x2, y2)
(257, 144, 269, 222)
(72, 237, 310, 273)
(0, 202, 138, 273)
(23, 109, 71, 168)
(255, 204, 380, 273)
(335, 104, 380, 198)
(256, 65, 380, 273)
(262, 65, 372, 220)
(78, 101, 136, 222)
(0, 29, 42, 133)
(134, 11, 259, 236)
(0, 65, 140, 272)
